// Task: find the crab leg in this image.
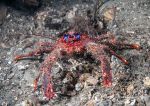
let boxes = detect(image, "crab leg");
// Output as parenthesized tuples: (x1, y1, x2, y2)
(105, 40, 141, 50)
(33, 72, 41, 91)
(14, 47, 53, 61)
(105, 48, 129, 65)
(94, 32, 115, 41)
(104, 43, 141, 65)
(38, 49, 61, 99)
(113, 43, 141, 50)
(86, 43, 112, 87)
(96, 33, 141, 50)
(99, 55, 112, 87)
(35, 42, 54, 47)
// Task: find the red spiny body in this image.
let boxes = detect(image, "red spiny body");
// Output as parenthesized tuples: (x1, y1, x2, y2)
(14, 32, 141, 99)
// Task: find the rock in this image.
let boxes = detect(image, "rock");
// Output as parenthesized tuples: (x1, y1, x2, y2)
(1, 102, 8, 106)
(0, 73, 6, 81)
(0, 4, 7, 25)
(23, 69, 37, 86)
(136, 97, 146, 106)
(141, 95, 150, 105)
(16, 62, 29, 70)
(15, 96, 41, 106)
(125, 99, 137, 106)
(7, 72, 15, 79)
(79, 73, 91, 82)
(143, 77, 150, 87)
(65, 7, 77, 23)
(127, 84, 134, 95)
(79, 90, 91, 106)
(79, 73, 99, 86)
(95, 100, 112, 106)
(85, 99, 95, 106)
(102, 7, 116, 23)
(97, 21, 104, 30)
(143, 87, 150, 95)
(62, 77, 69, 84)
(75, 82, 83, 91)
(86, 76, 99, 86)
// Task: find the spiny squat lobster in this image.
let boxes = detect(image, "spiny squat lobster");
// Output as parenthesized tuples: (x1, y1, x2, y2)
(14, 31, 141, 99)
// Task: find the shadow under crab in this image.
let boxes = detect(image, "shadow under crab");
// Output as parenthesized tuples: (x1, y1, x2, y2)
(14, 31, 141, 99)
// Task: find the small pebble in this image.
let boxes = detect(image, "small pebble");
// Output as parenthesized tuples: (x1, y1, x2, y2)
(75, 83, 83, 91)
(125, 99, 136, 106)
(62, 78, 69, 84)
(143, 77, 150, 87)
(141, 96, 150, 106)
(86, 76, 98, 86)
(86, 99, 95, 106)
(127, 84, 134, 95)
(17, 63, 29, 70)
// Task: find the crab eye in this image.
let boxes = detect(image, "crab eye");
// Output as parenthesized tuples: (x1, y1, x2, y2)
(63, 34, 69, 41)
(75, 33, 80, 40)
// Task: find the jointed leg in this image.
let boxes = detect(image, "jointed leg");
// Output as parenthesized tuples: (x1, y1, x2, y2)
(106, 48, 129, 65)
(94, 32, 115, 41)
(116, 43, 141, 50)
(34, 72, 41, 91)
(105, 40, 141, 50)
(14, 47, 53, 61)
(99, 55, 112, 87)
(95, 45, 129, 65)
(86, 44, 112, 87)
(38, 49, 61, 99)
(104, 42, 141, 64)
(35, 42, 54, 47)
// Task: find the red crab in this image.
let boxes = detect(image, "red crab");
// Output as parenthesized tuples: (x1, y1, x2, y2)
(14, 31, 141, 99)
